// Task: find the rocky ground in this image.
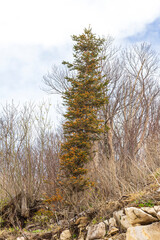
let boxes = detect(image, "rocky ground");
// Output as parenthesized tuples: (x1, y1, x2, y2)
(1, 180, 160, 240)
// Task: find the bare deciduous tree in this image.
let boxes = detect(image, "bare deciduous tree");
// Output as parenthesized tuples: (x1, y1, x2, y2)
(0, 101, 61, 224)
(42, 39, 160, 198)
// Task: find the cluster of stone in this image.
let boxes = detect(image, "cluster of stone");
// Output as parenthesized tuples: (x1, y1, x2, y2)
(58, 206, 160, 240)
(2, 205, 160, 240)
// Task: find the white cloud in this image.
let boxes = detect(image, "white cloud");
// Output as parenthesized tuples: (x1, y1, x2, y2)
(0, 0, 160, 46)
(0, 44, 63, 125)
(0, 44, 66, 96)
(1, 0, 160, 126)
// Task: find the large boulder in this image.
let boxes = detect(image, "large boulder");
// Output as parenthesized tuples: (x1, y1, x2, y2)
(126, 222, 160, 240)
(125, 207, 158, 225)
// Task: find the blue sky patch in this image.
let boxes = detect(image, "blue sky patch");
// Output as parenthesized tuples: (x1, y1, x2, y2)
(126, 17, 160, 48)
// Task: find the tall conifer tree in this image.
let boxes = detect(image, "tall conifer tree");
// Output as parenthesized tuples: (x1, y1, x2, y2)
(60, 27, 108, 191)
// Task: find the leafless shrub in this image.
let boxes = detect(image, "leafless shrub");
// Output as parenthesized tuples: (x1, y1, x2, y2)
(0, 101, 62, 226)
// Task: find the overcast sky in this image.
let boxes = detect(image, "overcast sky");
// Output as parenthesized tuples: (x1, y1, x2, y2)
(1, 0, 160, 124)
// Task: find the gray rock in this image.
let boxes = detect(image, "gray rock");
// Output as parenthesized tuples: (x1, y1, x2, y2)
(109, 217, 117, 228)
(113, 210, 132, 230)
(107, 227, 119, 236)
(60, 229, 71, 240)
(125, 207, 158, 225)
(141, 207, 157, 217)
(86, 222, 106, 240)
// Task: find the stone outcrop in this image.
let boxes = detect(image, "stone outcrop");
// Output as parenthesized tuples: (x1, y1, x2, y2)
(126, 222, 160, 240)
(125, 207, 158, 225)
(1, 205, 160, 240)
(78, 205, 160, 240)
